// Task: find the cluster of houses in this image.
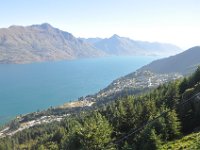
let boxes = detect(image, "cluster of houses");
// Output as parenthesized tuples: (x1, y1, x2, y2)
(94, 70, 182, 99)
(0, 115, 67, 138)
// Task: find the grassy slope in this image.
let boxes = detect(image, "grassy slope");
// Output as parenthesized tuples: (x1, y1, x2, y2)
(161, 131, 200, 150)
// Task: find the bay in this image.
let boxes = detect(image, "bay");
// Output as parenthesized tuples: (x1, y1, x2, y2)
(0, 56, 157, 125)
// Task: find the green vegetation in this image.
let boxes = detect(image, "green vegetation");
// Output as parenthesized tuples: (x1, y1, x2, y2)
(1, 67, 200, 149)
(161, 131, 200, 150)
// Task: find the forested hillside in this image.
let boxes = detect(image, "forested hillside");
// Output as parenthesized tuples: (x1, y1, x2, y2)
(1, 67, 200, 150)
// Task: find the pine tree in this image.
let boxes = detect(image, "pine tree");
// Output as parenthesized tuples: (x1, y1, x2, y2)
(179, 78, 188, 94)
(165, 110, 181, 140)
(77, 112, 114, 150)
(140, 128, 162, 150)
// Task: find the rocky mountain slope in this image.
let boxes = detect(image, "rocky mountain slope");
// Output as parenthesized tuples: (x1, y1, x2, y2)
(0, 23, 105, 64)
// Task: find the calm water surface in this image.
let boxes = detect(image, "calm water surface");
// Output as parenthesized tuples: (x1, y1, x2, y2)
(0, 56, 157, 124)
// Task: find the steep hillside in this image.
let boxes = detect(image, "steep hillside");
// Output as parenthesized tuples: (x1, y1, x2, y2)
(140, 46, 200, 75)
(84, 34, 182, 56)
(0, 23, 105, 64)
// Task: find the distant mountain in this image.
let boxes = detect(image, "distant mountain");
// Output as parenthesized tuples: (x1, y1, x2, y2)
(140, 46, 200, 75)
(0, 23, 183, 64)
(83, 34, 182, 56)
(81, 37, 103, 45)
(0, 23, 105, 64)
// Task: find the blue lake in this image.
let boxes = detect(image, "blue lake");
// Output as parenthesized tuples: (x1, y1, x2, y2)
(0, 56, 157, 125)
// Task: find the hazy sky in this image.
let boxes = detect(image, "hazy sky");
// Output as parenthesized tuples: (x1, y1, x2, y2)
(0, 0, 200, 49)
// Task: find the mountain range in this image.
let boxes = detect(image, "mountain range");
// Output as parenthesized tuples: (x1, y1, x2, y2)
(83, 34, 182, 56)
(0, 23, 182, 64)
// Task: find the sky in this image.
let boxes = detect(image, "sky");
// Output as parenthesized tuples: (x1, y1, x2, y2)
(0, 0, 200, 49)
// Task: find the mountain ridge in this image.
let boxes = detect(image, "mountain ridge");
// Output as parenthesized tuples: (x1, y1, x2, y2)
(0, 23, 183, 64)
(0, 23, 184, 64)
(0, 23, 105, 64)
(83, 34, 182, 56)
(139, 46, 200, 75)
